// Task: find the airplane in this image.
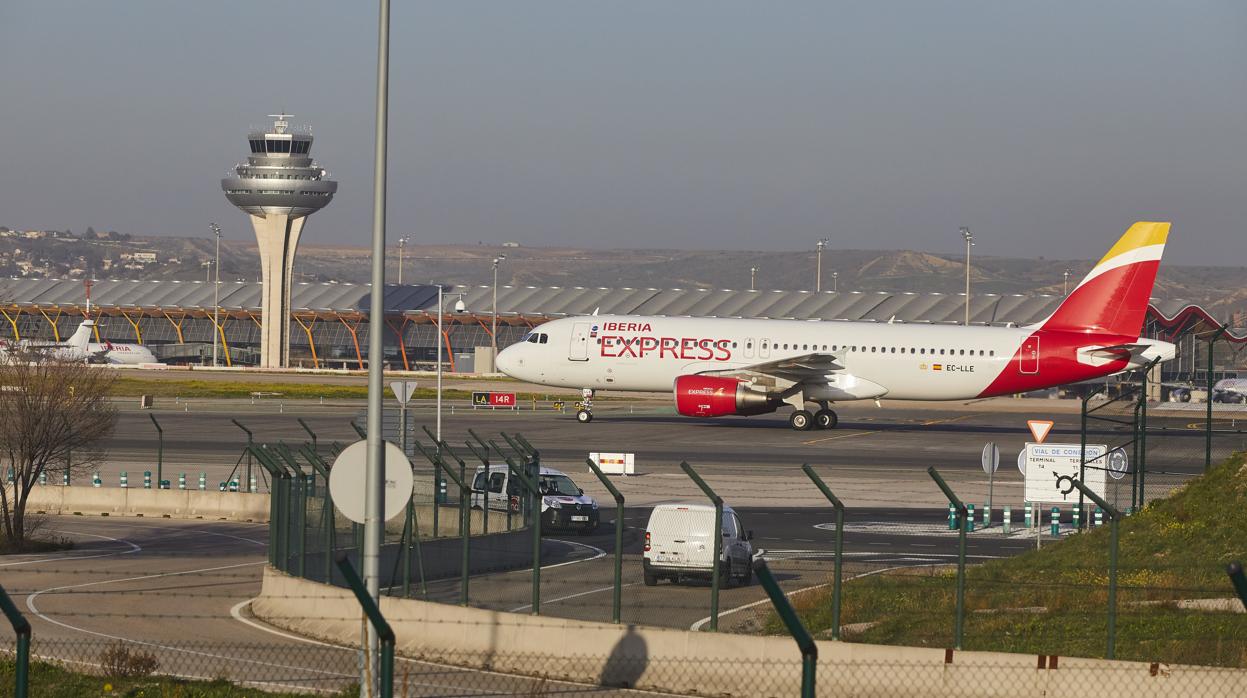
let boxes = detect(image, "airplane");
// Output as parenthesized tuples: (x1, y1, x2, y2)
(496, 221, 1178, 430)
(3, 319, 158, 365)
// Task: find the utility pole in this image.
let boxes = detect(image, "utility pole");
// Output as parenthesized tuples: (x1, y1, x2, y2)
(815, 238, 829, 292)
(397, 235, 410, 285)
(492, 255, 506, 372)
(961, 227, 974, 325)
(210, 223, 221, 367)
(750, 266, 757, 291)
(362, 0, 391, 692)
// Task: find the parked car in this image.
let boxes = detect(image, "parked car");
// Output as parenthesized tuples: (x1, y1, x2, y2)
(643, 503, 754, 586)
(470, 464, 600, 534)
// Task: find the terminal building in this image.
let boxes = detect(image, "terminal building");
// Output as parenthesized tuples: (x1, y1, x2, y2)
(0, 277, 1241, 379)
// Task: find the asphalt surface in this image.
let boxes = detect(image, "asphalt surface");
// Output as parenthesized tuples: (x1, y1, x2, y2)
(22, 395, 1226, 691)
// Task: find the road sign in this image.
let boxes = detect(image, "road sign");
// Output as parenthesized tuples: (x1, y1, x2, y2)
(1022, 442, 1107, 503)
(472, 391, 516, 408)
(390, 380, 418, 405)
(328, 439, 414, 524)
(1107, 447, 1129, 480)
(981, 442, 1000, 475)
(1017, 449, 1026, 475)
(1027, 419, 1055, 443)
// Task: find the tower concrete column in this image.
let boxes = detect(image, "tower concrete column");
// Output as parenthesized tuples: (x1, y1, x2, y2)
(250, 213, 307, 368)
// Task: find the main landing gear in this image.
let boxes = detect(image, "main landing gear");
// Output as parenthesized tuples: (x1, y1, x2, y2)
(576, 388, 595, 423)
(789, 404, 838, 431)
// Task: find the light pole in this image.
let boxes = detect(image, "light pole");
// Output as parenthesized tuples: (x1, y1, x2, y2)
(960, 227, 975, 325)
(491, 255, 506, 372)
(750, 267, 757, 291)
(1063, 268, 1072, 296)
(815, 238, 829, 292)
(210, 223, 222, 367)
(832, 271, 838, 293)
(397, 235, 410, 285)
(202, 260, 212, 283)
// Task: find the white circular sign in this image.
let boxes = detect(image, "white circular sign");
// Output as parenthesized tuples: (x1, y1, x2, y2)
(981, 442, 1000, 475)
(329, 439, 414, 524)
(1017, 449, 1027, 475)
(1107, 448, 1129, 481)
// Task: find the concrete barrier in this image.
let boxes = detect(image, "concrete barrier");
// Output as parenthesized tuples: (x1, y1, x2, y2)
(253, 567, 1247, 697)
(26, 486, 268, 522)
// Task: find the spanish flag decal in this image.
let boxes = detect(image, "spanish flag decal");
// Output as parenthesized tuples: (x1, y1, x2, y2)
(933, 364, 943, 371)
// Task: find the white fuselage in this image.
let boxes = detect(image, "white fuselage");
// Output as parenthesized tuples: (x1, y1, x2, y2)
(501, 315, 1015, 400)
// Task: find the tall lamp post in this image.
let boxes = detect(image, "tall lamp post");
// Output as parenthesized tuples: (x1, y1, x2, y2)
(750, 266, 757, 291)
(832, 271, 838, 293)
(209, 223, 222, 367)
(960, 227, 974, 325)
(397, 235, 410, 285)
(815, 238, 829, 292)
(491, 255, 506, 372)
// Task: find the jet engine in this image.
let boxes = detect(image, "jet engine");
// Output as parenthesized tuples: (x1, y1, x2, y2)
(673, 376, 782, 418)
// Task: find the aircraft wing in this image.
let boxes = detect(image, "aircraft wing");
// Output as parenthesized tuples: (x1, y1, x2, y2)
(701, 352, 845, 383)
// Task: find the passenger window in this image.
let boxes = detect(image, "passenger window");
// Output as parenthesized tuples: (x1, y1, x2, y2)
(989, 350, 995, 357)
(506, 478, 521, 496)
(473, 473, 488, 491)
(940, 349, 946, 355)
(960, 349, 965, 356)
(489, 473, 506, 493)
(890, 347, 896, 353)
(722, 515, 738, 538)
(871, 347, 877, 353)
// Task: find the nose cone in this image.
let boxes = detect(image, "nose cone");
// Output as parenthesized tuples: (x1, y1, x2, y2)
(495, 344, 520, 377)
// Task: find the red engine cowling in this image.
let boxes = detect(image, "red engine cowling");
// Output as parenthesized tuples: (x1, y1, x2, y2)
(673, 376, 781, 418)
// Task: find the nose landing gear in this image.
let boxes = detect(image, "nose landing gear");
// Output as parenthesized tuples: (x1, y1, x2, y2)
(576, 388, 595, 423)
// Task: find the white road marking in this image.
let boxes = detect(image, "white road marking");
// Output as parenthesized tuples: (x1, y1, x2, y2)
(690, 563, 942, 631)
(508, 582, 643, 613)
(0, 530, 143, 568)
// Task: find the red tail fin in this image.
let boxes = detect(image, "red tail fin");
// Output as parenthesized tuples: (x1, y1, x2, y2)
(1035, 222, 1169, 337)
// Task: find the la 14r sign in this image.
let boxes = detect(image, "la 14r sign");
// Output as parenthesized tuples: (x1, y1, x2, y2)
(472, 391, 516, 407)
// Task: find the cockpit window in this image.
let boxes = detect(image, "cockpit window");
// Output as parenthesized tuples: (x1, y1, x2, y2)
(525, 333, 539, 343)
(539, 334, 549, 344)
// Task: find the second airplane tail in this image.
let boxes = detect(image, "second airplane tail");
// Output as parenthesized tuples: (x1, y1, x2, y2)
(1033, 221, 1169, 338)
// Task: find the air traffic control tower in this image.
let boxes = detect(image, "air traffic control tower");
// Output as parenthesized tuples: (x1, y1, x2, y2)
(221, 114, 337, 368)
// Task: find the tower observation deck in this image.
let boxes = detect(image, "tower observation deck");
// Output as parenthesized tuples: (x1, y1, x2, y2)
(221, 114, 337, 368)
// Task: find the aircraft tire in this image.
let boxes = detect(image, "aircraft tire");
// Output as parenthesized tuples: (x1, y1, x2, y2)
(789, 410, 814, 431)
(576, 409, 594, 423)
(815, 409, 838, 430)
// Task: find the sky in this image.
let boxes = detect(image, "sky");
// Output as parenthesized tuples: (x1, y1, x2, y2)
(2, 1, 1245, 266)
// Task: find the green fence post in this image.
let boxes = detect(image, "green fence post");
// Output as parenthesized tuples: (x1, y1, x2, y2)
(250, 445, 291, 570)
(0, 582, 31, 698)
(585, 457, 625, 624)
(299, 444, 337, 585)
(298, 417, 318, 452)
(1068, 477, 1121, 659)
(418, 440, 472, 606)
(1207, 325, 1228, 471)
(232, 419, 255, 493)
(420, 426, 444, 538)
(491, 441, 542, 614)
(680, 461, 724, 632)
(801, 464, 844, 640)
(1228, 562, 1247, 611)
(463, 440, 491, 535)
(148, 413, 163, 488)
(335, 554, 394, 698)
(754, 560, 815, 698)
(351, 420, 367, 440)
(927, 466, 968, 650)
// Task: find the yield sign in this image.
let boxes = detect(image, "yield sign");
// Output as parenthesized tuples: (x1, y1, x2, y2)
(1027, 419, 1055, 444)
(390, 380, 418, 405)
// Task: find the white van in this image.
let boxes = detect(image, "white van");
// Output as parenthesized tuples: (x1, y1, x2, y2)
(470, 464, 600, 534)
(642, 503, 754, 587)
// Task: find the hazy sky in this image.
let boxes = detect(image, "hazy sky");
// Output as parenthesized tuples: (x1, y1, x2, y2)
(2, 2, 1245, 265)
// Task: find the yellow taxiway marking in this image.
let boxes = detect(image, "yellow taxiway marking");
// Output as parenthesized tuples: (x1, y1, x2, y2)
(803, 430, 881, 445)
(804, 412, 985, 445)
(921, 413, 984, 426)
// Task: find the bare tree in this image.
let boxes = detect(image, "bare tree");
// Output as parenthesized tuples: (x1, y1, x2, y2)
(0, 353, 117, 546)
